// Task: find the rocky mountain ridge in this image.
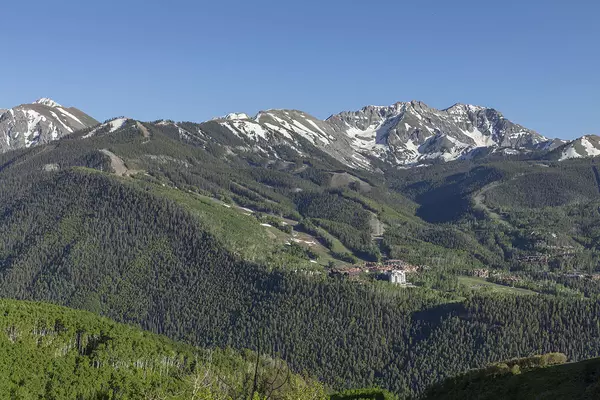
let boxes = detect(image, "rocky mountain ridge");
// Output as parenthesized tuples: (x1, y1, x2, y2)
(2, 97, 597, 169)
(211, 100, 577, 169)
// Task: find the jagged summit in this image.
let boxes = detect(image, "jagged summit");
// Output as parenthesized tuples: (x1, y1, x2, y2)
(443, 102, 486, 113)
(323, 100, 549, 165)
(196, 99, 589, 169)
(33, 98, 62, 108)
(212, 112, 251, 121)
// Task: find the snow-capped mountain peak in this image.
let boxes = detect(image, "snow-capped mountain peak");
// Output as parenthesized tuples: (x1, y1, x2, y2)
(0, 99, 98, 153)
(33, 98, 62, 108)
(225, 112, 250, 120)
(443, 103, 486, 115)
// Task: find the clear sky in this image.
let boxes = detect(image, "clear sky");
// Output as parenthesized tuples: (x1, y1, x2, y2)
(1, 0, 597, 139)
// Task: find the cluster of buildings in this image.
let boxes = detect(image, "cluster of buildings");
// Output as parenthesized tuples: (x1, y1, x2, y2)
(517, 255, 550, 264)
(559, 272, 600, 280)
(517, 245, 578, 266)
(472, 269, 491, 279)
(363, 259, 419, 273)
(472, 269, 600, 289)
(330, 259, 419, 285)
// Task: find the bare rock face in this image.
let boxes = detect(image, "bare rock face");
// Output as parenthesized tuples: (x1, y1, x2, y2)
(0, 98, 98, 153)
(325, 101, 550, 164)
(207, 100, 556, 169)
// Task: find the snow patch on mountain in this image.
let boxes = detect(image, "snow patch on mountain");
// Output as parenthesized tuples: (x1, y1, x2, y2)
(460, 127, 495, 148)
(83, 118, 129, 139)
(224, 113, 250, 120)
(22, 109, 46, 147)
(558, 135, 600, 161)
(581, 136, 600, 157)
(56, 107, 85, 126)
(559, 146, 580, 161)
(34, 98, 62, 108)
(109, 118, 128, 132)
(219, 119, 272, 140)
(49, 111, 73, 134)
(256, 110, 334, 145)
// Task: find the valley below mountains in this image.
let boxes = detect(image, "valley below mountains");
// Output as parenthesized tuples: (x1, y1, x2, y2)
(1, 97, 600, 399)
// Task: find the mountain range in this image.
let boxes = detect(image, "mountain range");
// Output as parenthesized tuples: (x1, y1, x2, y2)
(1, 98, 598, 168)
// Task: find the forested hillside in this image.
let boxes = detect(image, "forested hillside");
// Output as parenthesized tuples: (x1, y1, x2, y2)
(422, 353, 600, 400)
(2, 117, 600, 398)
(0, 299, 325, 399)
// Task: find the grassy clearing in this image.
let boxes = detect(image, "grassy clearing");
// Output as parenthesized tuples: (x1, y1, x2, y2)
(128, 180, 336, 269)
(116, 171, 364, 268)
(140, 183, 278, 263)
(458, 276, 537, 295)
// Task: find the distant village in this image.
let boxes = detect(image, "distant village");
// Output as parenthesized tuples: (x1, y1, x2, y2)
(469, 268, 600, 285)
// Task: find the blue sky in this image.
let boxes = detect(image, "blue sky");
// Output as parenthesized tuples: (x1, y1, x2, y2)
(1, 0, 597, 139)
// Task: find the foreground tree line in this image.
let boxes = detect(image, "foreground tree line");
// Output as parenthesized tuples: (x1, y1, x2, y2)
(0, 299, 327, 399)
